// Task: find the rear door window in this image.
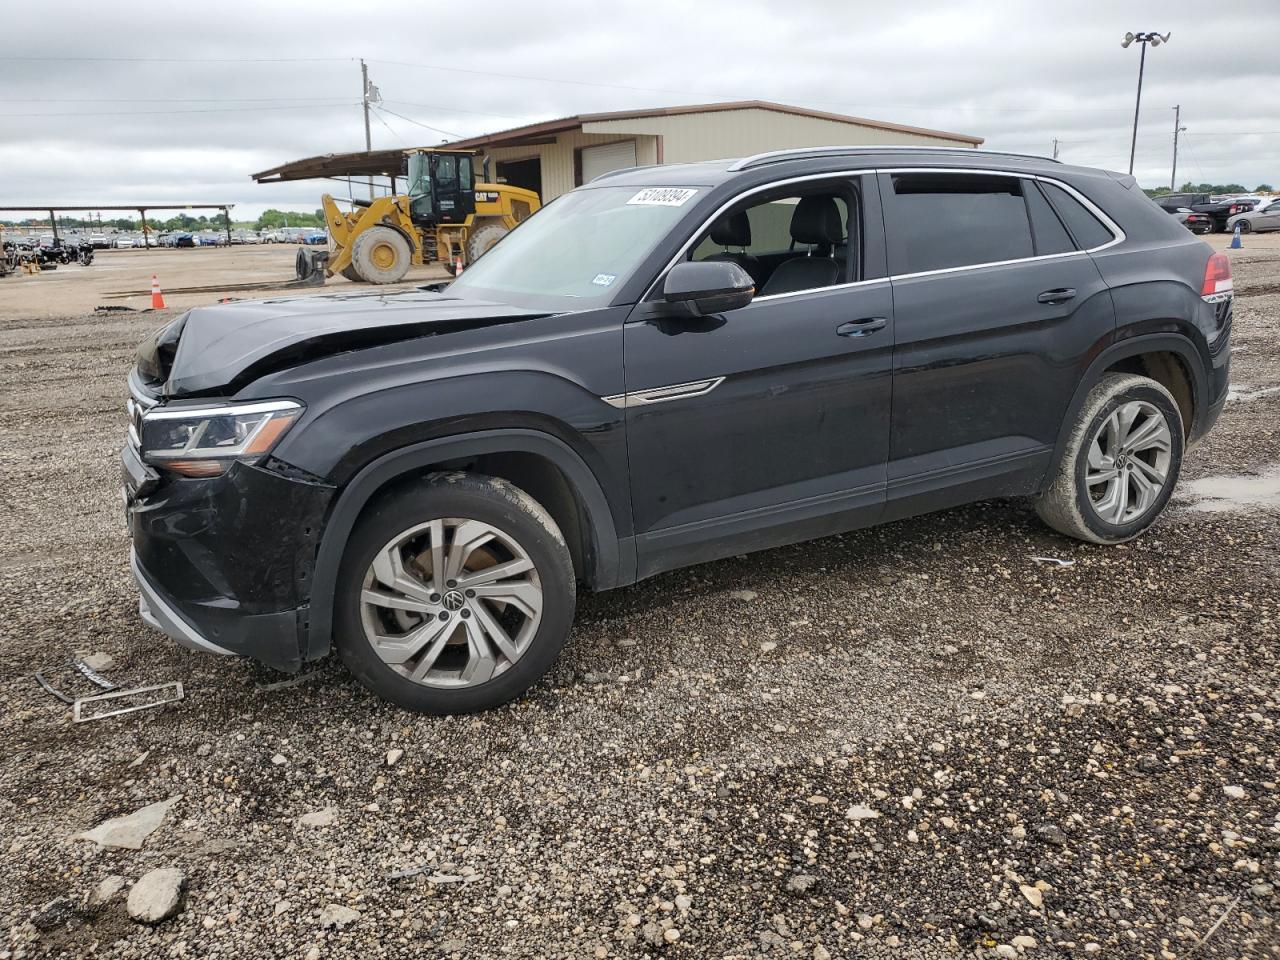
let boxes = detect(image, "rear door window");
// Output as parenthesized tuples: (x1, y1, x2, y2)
(888, 174, 1034, 274)
(1039, 182, 1115, 249)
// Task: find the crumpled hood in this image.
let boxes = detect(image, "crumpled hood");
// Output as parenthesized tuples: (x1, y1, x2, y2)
(159, 290, 550, 396)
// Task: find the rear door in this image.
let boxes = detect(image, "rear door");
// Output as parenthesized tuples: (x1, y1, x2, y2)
(623, 174, 893, 578)
(880, 170, 1116, 518)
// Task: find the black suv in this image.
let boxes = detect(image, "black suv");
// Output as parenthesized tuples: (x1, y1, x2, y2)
(123, 147, 1232, 713)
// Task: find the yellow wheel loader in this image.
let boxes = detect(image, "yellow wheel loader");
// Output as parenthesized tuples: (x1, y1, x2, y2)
(305, 149, 539, 285)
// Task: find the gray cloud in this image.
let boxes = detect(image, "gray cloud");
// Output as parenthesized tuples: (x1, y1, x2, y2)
(2, 0, 1276, 220)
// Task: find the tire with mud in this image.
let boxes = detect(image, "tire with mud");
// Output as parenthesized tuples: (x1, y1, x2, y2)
(350, 226, 411, 284)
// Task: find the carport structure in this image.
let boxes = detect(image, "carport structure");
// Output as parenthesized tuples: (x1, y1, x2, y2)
(0, 203, 236, 247)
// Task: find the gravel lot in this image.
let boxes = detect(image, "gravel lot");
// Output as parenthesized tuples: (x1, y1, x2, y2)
(1, 243, 1278, 959)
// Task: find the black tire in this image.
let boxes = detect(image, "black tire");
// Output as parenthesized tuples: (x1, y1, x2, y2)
(335, 473, 576, 713)
(466, 221, 509, 263)
(1035, 373, 1184, 544)
(1236, 220, 1251, 234)
(340, 264, 362, 282)
(350, 226, 411, 284)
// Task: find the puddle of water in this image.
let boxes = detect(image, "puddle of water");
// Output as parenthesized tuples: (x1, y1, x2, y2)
(1227, 384, 1280, 403)
(1182, 466, 1280, 512)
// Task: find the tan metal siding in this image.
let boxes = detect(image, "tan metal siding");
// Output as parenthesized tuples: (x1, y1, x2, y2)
(479, 133, 659, 201)
(583, 108, 977, 163)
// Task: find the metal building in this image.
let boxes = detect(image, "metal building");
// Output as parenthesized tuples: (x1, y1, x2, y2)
(448, 100, 983, 201)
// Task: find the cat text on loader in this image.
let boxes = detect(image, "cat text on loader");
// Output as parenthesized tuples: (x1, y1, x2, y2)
(301, 149, 539, 284)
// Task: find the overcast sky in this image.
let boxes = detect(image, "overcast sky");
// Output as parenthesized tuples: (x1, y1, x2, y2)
(2, 0, 1276, 221)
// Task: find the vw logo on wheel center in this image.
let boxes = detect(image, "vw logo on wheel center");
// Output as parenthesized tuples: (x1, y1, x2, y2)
(442, 590, 466, 611)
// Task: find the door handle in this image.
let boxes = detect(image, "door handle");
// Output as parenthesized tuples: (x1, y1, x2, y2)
(1037, 287, 1077, 305)
(836, 317, 888, 337)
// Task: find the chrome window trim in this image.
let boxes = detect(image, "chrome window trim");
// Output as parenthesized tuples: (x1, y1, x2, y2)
(642, 167, 1125, 304)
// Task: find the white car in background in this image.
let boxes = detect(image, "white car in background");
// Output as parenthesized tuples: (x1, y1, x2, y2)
(113, 236, 136, 249)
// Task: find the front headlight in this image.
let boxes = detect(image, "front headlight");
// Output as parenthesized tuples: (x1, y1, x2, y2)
(140, 399, 303, 477)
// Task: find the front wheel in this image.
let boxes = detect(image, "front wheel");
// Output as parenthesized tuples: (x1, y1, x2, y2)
(335, 474, 576, 713)
(350, 225, 411, 284)
(1235, 220, 1251, 234)
(1035, 373, 1184, 544)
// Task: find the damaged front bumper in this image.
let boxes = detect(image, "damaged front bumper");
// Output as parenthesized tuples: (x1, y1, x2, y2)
(123, 444, 335, 672)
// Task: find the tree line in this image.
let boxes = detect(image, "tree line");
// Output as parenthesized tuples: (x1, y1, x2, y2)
(1, 209, 326, 232)
(1145, 182, 1274, 198)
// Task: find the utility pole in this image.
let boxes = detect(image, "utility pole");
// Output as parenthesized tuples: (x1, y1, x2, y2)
(1171, 104, 1186, 191)
(1052, 138, 1060, 161)
(361, 58, 374, 200)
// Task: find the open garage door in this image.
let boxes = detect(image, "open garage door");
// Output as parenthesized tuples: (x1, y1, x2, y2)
(579, 141, 637, 185)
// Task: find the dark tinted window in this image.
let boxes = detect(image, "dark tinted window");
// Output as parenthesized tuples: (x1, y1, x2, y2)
(891, 174, 1032, 273)
(1025, 181, 1076, 255)
(1040, 182, 1114, 249)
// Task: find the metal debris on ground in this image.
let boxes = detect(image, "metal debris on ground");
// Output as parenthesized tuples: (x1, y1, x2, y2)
(73, 682, 185, 723)
(72, 659, 118, 691)
(1030, 556, 1076, 567)
(33, 673, 74, 705)
(255, 671, 322, 692)
(94, 304, 137, 313)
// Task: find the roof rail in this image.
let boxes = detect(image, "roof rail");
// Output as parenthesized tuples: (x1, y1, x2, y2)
(726, 145, 1059, 172)
(588, 163, 662, 184)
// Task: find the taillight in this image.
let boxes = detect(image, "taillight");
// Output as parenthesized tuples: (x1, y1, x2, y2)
(1201, 252, 1232, 302)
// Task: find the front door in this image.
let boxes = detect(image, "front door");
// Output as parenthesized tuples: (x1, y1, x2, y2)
(622, 175, 894, 578)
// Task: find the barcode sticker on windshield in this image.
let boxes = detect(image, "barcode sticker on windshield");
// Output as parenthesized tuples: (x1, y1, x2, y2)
(627, 188, 698, 207)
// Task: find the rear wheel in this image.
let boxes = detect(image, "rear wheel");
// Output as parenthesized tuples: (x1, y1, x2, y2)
(340, 264, 362, 282)
(1035, 373, 1183, 544)
(335, 474, 576, 713)
(350, 226, 411, 284)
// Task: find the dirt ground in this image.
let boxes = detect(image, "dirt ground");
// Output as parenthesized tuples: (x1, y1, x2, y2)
(0, 238, 1277, 959)
(0, 245, 450, 318)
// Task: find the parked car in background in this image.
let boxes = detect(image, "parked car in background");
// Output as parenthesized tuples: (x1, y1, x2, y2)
(1168, 207, 1212, 235)
(89, 234, 109, 249)
(1153, 193, 1260, 232)
(172, 233, 195, 248)
(1227, 204, 1280, 233)
(113, 236, 136, 249)
(124, 147, 1233, 713)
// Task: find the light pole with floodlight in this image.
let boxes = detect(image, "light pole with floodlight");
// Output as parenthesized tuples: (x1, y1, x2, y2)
(1122, 31, 1171, 176)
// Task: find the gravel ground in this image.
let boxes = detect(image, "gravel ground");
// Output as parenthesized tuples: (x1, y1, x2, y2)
(1, 251, 1278, 959)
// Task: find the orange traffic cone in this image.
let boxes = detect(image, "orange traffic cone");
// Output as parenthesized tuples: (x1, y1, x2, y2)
(150, 274, 166, 309)
(454, 255, 464, 277)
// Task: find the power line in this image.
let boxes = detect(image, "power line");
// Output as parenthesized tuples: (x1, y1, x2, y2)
(368, 105, 403, 145)
(0, 55, 352, 63)
(0, 102, 359, 118)
(373, 106, 462, 141)
(20, 96, 353, 104)
(368, 57, 1135, 116)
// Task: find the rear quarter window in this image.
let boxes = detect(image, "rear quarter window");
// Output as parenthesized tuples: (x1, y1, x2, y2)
(1040, 182, 1115, 249)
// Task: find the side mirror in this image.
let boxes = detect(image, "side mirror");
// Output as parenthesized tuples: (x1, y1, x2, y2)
(662, 260, 755, 317)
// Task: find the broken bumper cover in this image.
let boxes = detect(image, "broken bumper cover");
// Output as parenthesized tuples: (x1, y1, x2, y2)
(132, 548, 235, 657)
(124, 452, 335, 672)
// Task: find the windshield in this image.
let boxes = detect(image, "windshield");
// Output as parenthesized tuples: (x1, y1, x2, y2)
(446, 185, 700, 310)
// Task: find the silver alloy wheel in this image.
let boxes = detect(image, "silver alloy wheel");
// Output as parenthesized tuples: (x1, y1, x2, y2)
(359, 517, 543, 688)
(1084, 399, 1173, 525)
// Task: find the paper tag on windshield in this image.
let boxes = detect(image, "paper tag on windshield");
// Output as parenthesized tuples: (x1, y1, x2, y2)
(627, 188, 697, 207)
(591, 273, 617, 286)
